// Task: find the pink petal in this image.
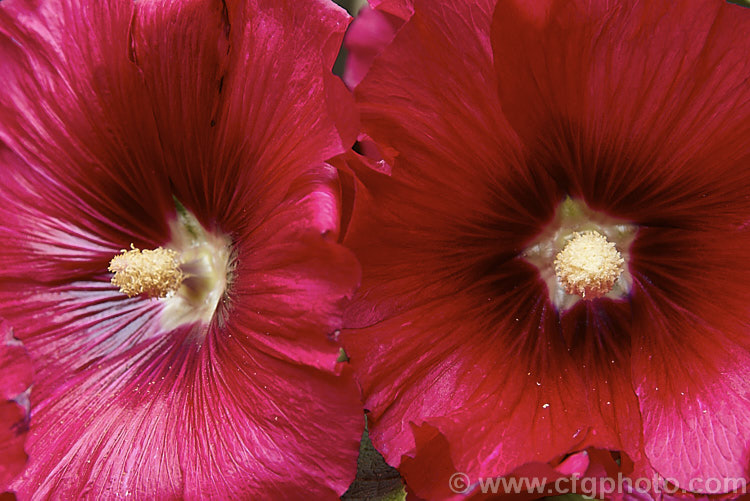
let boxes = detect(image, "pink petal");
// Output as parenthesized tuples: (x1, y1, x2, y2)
(128, 0, 233, 226)
(11, 317, 362, 498)
(354, 0, 509, 199)
(555, 451, 591, 478)
(0, 0, 174, 245)
(0, 188, 363, 498)
(229, 165, 362, 372)
(131, 0, 355, 235)
(200, 0, 356, 233)
(1, 0, 358, 252)
(342, 3, 411, 89)
(0, 142, 157, 286)
(0, 321, 32, 492)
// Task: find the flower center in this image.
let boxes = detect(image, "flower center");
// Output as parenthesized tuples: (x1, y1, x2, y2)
(109, 246, 184, 298)
(109, 202, 234, 330)
(522, 198, 636, 311)
(554, 230, 623, 299)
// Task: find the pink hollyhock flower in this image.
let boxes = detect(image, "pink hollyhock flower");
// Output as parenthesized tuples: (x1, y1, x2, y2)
(0, 0, 364, 498)
(341, 0, 750, 498)
(0, 321, 31, 493)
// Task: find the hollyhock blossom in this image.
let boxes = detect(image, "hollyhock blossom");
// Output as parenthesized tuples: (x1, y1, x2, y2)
(0, 321, 32, 493)
(0, 0, 364, 498)
(341, 0, 750, 498)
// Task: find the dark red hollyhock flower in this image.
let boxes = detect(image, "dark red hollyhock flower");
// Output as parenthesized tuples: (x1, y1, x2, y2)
(0, 0, 363, 498)
(341, 0, 750, 498)
(0, 322, 31, 493)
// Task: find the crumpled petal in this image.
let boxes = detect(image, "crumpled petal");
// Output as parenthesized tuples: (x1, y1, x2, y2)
(342, 0, 413, 89)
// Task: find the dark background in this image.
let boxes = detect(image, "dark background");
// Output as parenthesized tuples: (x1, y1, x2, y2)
(332, 0, 367, 76)
(334, 0, 367, 15)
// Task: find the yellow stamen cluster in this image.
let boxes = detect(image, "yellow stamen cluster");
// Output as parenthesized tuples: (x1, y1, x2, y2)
(109, 245, 183, 298)
(554, 231, 624, 299)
